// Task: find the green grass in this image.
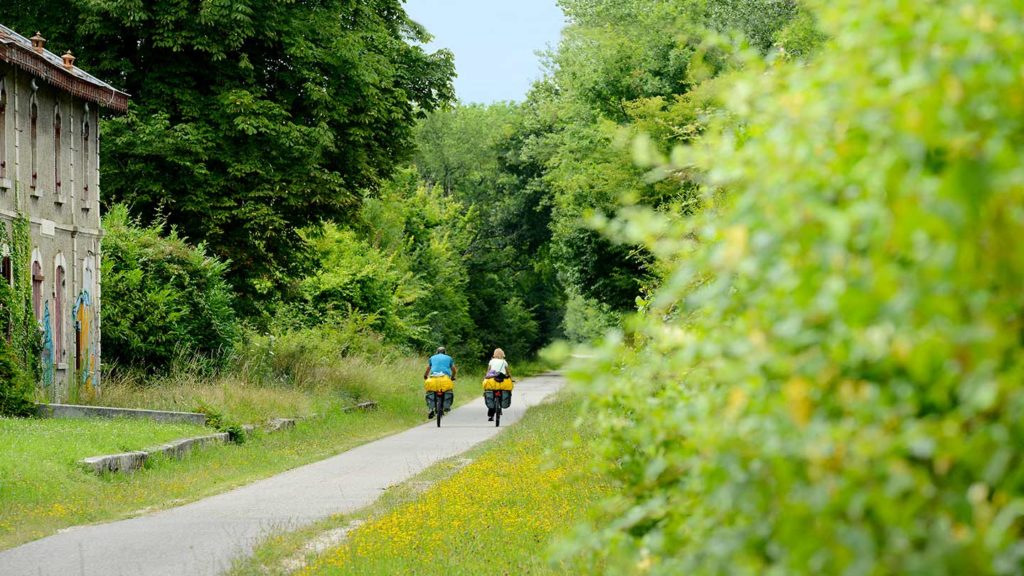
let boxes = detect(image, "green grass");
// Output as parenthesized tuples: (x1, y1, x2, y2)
(1, 356, 498, 551)
(511, 355, 561, 379)
(0, 417, 206, 536)
(229, 391, 609, 576)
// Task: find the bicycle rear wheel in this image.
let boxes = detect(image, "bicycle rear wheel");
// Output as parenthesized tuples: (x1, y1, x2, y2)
(436, 393, 443, 427)
(494, 391, 502, 427)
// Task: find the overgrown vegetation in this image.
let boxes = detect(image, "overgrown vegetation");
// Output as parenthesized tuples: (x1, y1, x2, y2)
(0, 347, 34, 417)
(99, 147, 563, 375)
(0, 216, 39, 416)
(564, 0, 1024, 573)
(101, 205, 239, 372)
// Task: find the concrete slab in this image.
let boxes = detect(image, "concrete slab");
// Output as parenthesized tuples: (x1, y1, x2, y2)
(0, 373, 563, 576)
(145, 433, 230, 460)
(266, 417, 296, 433)
(342, 401, 378, 413)
(80, 451, 149, 474)
(78, 433, 232, 475)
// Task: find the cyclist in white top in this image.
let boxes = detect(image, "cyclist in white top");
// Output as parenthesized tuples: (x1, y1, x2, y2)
(483, 348, 513, 421)
(487, 350, 510, 379)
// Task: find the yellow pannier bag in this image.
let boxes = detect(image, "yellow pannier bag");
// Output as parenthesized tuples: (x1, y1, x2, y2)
(482, 377, 513, 391)
(424, 375, 454, 392)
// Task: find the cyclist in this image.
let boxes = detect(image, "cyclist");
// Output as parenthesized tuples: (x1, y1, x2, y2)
(482, 348, 513, 421)
(423, 346, 457, 419)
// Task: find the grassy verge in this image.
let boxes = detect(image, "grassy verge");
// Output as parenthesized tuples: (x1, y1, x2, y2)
(511, 355, 561, 379)
(0, 417, 206, 539)
(1, 357, 492, 551)
(80, 354, 535, 425)
(80, 355, 436, 424)
(229, 390, 609, 576)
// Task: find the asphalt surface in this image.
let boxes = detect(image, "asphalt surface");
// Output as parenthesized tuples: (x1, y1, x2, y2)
(0, 373, 564, 576)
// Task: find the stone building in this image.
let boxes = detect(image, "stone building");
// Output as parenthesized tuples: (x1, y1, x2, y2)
(0, 25, 128, 400)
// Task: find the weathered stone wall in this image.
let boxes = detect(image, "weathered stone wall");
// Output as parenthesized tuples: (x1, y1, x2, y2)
(0, 61, 102, 401)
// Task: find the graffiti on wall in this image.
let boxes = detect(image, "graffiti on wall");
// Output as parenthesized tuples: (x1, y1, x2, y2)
(73, 291, 95, 395)
(41, 300, 54, 398)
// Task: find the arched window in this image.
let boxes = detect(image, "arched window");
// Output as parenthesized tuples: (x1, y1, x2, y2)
(54, 106, 62, 197)
(54, 262, 65, 362)
(0, 78, 7, 180)
(30, 98, 38, 191)
(32, 260, 43, 320)
(82, 110, 91, 204)
(1, 255, 10, 286)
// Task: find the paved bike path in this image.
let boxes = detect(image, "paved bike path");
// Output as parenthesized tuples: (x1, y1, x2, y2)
(0, 373, 564, 576)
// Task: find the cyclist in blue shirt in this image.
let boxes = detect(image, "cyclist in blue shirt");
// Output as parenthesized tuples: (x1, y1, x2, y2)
(423, 347, 457, 418)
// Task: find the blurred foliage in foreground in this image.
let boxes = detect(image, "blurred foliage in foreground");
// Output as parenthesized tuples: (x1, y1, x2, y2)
(570, 0, 1024, 573)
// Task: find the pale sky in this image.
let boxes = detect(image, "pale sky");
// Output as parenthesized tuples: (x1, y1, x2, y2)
(403, 0, 566, 104)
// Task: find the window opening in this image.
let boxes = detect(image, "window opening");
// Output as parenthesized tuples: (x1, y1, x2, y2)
(55, 264, 65, 362)
(54, 108, 62, 196)
(32, 261, 43, 320)
(30, 100, 38, 190)
(0, 81, 7, 179)
(82, 116, 91, 202)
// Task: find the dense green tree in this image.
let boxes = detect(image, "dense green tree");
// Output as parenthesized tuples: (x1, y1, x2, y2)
(533, 0, 815, 315)
(413, 103, 517, 199)
(347, 169, 478, 354)
(0, 1, 455, 313)
(412, 103, 566, 357)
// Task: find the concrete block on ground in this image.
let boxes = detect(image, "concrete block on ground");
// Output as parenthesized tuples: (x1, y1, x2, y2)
(266, 418, 296, 433)
(38, 403, 207, 426)
(342, 401, 378, 413)
(146, 433, 229, 460)
(80, 451, 148, 474)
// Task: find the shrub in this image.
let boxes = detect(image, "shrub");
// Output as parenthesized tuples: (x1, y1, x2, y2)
(101, 205, 239, 372)
(573, 1, 1024, 574)
(301, 224, 429, 347)
(0, 344, 34, 416)
(232, 311, 399, 390)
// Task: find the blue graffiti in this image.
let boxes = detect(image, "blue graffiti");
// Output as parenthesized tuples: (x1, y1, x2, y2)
(72, 290, 92, 321)
(41, 300, 54, 396)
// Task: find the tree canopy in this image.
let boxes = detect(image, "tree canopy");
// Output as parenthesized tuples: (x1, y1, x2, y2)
(0, 0, 455, 311)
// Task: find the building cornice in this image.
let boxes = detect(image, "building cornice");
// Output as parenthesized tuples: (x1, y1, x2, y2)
(0, 25, 129, 113)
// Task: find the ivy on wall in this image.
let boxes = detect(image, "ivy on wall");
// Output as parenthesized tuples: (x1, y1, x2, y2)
(0, 214, 41, 416)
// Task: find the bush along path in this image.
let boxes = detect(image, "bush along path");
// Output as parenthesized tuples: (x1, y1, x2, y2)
(0, 374, 564, 576)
